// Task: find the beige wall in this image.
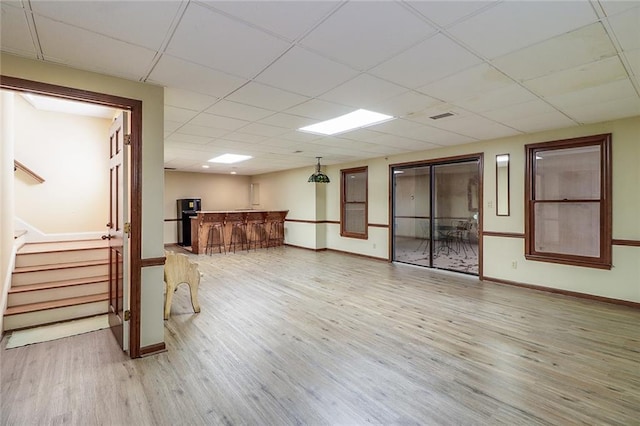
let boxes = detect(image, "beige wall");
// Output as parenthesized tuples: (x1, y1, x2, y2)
(1, 53, 166, 348)
(250, 167, 319, 249)
(14, 94, 110, 233)
(253, 116, 640, 303)
(163, 171, 251, 244)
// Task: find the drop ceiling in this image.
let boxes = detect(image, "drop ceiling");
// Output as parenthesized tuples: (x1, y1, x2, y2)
(1, 0, 639, 175)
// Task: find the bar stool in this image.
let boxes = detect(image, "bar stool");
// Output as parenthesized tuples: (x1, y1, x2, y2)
(265, 210, 287, 248)
(203, 212, 226, 255)
(225, 212, 248, 253)
(246, 211, 267, 251)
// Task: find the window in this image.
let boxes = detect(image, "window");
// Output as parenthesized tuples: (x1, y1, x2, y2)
(525, 134, 611, 269)
(341, 166, 368, 239)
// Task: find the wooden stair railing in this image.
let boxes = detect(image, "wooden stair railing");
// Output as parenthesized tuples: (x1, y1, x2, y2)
(14, 160, 45, 183)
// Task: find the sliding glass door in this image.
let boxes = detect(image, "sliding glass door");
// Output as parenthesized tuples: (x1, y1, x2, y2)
(392, 158, 480, 275)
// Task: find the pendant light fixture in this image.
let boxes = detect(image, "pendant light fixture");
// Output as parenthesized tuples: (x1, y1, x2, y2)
(308, 157, 330, 183)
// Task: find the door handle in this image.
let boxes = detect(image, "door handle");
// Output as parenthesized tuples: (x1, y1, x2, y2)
(101, 234, 114, 240)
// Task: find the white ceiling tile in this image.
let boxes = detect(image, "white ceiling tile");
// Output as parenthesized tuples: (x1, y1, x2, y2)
(278, 130, 323, 143)
(366, 133, 441, 151)
(482, 99, 560, 122)
(166, 3, 290, 78)
(625, 49, 640, 77)
(284, 99, 353, 120)
(164, 120, 183, 133)
(189, 113, 249, 131)
(492, 23, 618, 82)
(406, 1, 499, 27)
(234, 123, 288, 138)
(428, 114, 521, 140)
(0, 3, 37, 57)
(165, 88, 218, 112)
(319, 74, 408, 109)
(496, 111, 577, 133)
(204, 1, 340, 41)
(546, 79, 637, 109)
(35, 16, 156, 81)
(447, 1, 598, 59)
(418, 63, 514, 102)
(222, 132, 267, 144)
(332, 128, 384, 143)
(164, 105, 199, 123)
(369, 91, 442, 118)
(31, 0, 182, 51)
(452, 84, 539, 113)
(205, 100, 274, 121)
(257, 113, 316, 130)
(372, 119, 476, 145)
(560, 94, 640, 123)
(178, 123, 230, 139)
(370, 33, 483, 88)
(406, 124, 478, 146)
(149, 55, 248, 98)
(256, 137, 298, 149)
(225, 82, 309, 111)
(600, 1, 640, 16)
(166, 133, 212, 146)
(300, 1, 436, 70)
(607, 6, 640, 51)
(255, 47, 359, 97)
(524, 56, 628, 97)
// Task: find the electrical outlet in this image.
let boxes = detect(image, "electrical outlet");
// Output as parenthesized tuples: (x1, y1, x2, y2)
(488, 200, 493, 208)
(373, 243, 377, 249)
(511, 260, 517, 269)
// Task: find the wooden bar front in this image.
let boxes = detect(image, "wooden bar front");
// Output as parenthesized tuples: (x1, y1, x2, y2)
(190, 210, 288, 254)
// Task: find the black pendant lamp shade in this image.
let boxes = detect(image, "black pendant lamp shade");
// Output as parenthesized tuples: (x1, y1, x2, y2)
(308, 157, 330, 183)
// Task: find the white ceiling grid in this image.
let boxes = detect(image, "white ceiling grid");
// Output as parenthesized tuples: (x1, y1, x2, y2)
(1, 0, 639, 175)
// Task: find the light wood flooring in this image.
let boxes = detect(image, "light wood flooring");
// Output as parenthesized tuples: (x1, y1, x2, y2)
(2, 247, 639, 425)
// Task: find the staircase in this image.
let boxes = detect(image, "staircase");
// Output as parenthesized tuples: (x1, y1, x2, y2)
(4, 240, 110, 331)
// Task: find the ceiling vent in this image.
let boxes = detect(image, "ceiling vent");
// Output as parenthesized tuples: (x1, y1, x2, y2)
(429, 112, 455, 120)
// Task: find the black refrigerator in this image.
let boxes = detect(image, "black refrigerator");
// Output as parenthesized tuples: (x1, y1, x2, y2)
(177, 198, 201, 246)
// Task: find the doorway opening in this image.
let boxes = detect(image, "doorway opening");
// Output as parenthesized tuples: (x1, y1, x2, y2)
(391, 155, 482, 276)
(1, 75, 143, 358)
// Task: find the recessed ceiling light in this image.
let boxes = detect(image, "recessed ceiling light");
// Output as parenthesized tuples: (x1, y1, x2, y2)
(208, 154, 252, 164)
(201, 165, 209, 168)
(299, 109, 394, 136)
(230, 171, 237, 175)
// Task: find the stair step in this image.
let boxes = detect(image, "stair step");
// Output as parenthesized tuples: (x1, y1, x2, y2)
(12, 260, 109, 286)
(7, 276, 109, 306)
(3, 297, 109, 331)
(16, 247, 108, 268)
(17, 239, 108, 254)
(9, 275, 110, 293)
(5, 293, 109, 316)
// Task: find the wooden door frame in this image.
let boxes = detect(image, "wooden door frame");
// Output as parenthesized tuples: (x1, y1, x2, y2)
(1, 75, 143, 358)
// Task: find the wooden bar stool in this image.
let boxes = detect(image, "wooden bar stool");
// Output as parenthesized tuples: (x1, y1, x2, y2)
(265, 210, 287, 248)
(203, 212, 226, 255)
(246, 211, 267, 251)
(225, 212, 248, 253)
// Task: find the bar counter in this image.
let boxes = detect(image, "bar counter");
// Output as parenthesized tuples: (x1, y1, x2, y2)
(189, 210, 288, 254)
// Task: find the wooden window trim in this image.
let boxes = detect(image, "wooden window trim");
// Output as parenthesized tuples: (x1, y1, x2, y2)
(524, 134, 612, 269)
(340, 166, 368, 239)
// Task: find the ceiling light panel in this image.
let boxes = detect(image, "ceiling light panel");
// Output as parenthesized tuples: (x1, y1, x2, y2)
(208, 154, 253, 164)
(299, 109, 394, 135)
